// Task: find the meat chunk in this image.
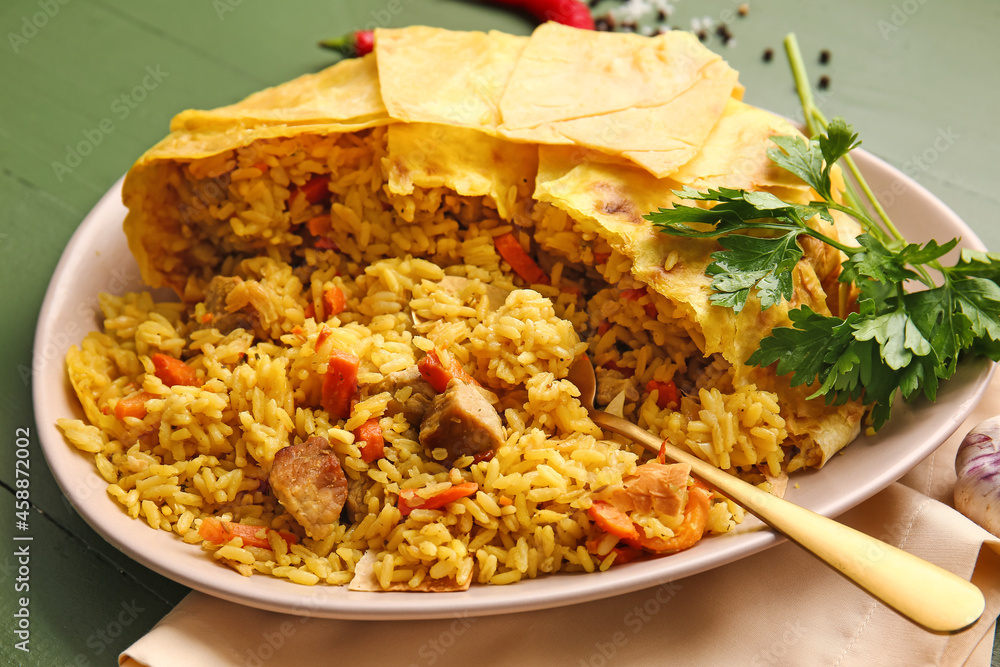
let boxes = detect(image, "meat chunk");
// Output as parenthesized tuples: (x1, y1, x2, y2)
(595, 366, 639, 406)
(608, 462, 691, 519)
(269, 435, 348, 540)
(419, 379, 505, 466)
(202, 275, 265, 338)
(372, 366, 436, 426)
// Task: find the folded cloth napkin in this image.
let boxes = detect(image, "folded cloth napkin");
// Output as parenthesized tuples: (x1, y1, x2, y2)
(121, 375, 1000, 667)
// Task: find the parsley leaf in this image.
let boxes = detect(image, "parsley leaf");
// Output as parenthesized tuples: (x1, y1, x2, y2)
(952, 249, 1000, 282)
(652, 112, 1000, 431)
(706, 233, 802, 312)
(646, 189, 833, 312)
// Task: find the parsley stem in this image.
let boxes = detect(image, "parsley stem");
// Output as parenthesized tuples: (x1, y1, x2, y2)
(799, 223, 857, 256)
(782, 34, 904, 245)
(782, 34, 820, 137)
(809, 106, 904, 244)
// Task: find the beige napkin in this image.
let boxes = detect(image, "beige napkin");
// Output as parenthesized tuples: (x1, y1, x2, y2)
(121, 374, 1000, 667)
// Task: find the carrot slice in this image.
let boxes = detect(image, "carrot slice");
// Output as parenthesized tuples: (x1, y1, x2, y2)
(494, 232, 549, 284)
(398, 481, 479, 516)
(626, 486, 711, 554)
(307, 215, 330, 236)
(198, 517, 298, 550)
(587, 500, 640, 541)
(323, 286, 346, 317)
(151, 353, 201, 387)
(417, 348, 478, 393)
(321, 351, 360, 420)
(646, 379, 680, 410)
(354, 418, 384, 463)
(114, 391, 157, 421)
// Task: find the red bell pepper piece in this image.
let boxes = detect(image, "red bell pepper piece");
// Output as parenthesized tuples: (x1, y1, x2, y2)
(646, 379, 680, 410)
(417, 348, 479, 393)
(323, 286, 346, 317)
(295, 175, 331, 205)
(494, 232, 549, 285)
(353, 418, 385, 463)
(398, 481, 479, 516)
(322, 351, 360, 420)
(198, 517, 298, 550)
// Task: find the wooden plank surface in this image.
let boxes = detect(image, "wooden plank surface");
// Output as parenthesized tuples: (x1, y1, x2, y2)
(1, 0, 997, 664)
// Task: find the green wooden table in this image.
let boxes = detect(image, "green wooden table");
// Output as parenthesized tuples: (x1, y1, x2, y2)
(1, 1, 997, 664)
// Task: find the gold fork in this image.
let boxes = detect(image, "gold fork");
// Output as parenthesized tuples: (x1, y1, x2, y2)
(567, 355, 985, 634)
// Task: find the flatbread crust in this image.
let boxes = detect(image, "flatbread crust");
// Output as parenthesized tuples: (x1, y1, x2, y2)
(120, 23, 864, 466)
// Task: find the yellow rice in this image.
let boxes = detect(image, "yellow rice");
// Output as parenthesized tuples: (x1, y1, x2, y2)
(54, 127, 807, 590)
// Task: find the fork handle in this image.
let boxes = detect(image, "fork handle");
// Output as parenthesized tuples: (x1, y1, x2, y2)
(592, 411, 985, 634)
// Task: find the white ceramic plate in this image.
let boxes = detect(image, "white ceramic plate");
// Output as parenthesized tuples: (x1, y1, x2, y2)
(34, 151, 993, 620)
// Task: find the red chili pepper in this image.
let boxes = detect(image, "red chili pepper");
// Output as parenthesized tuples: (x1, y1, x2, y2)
(319, 29, 375, 57)
(320, 1, 593, 58)
(491, 0, 594, 29)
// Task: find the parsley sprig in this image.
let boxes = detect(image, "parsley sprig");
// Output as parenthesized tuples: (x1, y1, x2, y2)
(644, 34, 1000, 430)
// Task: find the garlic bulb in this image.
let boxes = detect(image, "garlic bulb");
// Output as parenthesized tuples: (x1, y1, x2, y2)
(954, 415, 1000, 538)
